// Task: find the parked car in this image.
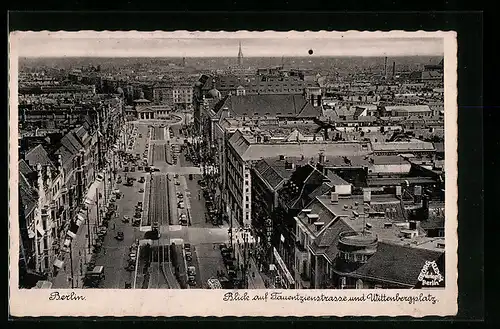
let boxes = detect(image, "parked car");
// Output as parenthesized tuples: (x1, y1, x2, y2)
(175, 181, 180, 186)
(139, 188, 144, 193)
(187, 266, 196, 277)
(122, 215, 130, 223)
(139, 177, 145, 183)
(179, 214, 187, 226)
(178, 201, 185, 209)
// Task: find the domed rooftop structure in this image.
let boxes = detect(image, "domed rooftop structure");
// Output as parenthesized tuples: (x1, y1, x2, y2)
(207, 88, 221, 99)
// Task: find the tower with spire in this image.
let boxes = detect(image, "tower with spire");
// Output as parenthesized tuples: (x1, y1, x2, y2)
(237, 42, 243, 66)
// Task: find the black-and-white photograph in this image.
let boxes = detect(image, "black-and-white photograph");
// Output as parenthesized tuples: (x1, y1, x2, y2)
(12, 31, 451, 296)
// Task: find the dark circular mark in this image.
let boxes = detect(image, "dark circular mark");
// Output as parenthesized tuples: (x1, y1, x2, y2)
(308, 49, 314, 55)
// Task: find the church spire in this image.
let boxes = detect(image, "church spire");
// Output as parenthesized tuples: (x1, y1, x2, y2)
(237, 42, 243, 66)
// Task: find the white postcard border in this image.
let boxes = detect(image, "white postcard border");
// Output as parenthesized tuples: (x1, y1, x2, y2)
(9, 30, 458, 317)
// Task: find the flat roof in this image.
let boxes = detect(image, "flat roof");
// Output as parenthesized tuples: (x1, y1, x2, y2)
(299, 194, 444, 252)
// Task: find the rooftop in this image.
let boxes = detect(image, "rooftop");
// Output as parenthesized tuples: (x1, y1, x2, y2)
(297, 193, 444, 252)
(228, 130, 371, 162)
(384, 105, 432, 113)
(371, 141, 435, 152)
(24, 144, 56, 170)
(212, 94, 321, 119)
(253, 156, 310, 190)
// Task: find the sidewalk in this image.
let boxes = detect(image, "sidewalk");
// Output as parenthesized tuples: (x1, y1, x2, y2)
(52, 164, 116, 288)
(234, 242, 266, 289)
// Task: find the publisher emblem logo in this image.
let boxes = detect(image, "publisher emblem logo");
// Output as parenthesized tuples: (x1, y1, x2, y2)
(418, 261, 444, 286)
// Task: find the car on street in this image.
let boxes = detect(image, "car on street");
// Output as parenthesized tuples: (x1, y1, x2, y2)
(177, 193, 184, 199)
(139, 188, 144, 193)
(187, 265, 196, 277)
(122, 215, 130, 223)
(178, 201, 185, 209)
(115, 231, 124, 241)
(175, 181, 180, 186)
(185, 249, 192, 261)
(139, 176, 145, 183)
(179, 214, 187, 226)
(174, 174, 179, 178)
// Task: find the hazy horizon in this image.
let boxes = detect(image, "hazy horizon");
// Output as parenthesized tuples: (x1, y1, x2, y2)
(13, 32, 445, 58)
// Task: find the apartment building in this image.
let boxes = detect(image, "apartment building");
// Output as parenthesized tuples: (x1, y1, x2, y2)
(294, 190, 445, 289)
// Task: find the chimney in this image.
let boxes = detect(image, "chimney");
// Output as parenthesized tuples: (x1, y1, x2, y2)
(363, 190, 371, 204)
(285, 161, 295, 170)
(396, 185, 402, 197)
(318, 152, 325, 164)
(414, 185, 422, 204)
(330, 191, 339, 204)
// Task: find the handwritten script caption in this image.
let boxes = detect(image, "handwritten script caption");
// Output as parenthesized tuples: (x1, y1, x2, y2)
(223, 291, 438, 305)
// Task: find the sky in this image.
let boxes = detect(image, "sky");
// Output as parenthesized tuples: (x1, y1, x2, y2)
(12, 31, 446, 58)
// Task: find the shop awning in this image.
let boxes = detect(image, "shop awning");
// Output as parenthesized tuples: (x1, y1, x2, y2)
(53, 259, 64, 269)
(36, 225, 45, 237)
(67, 231, 76, 239)
(75, 212, 85, 227)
